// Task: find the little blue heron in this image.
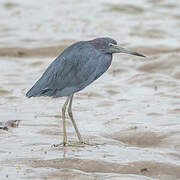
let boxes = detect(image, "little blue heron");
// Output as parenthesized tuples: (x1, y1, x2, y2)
(26, 37, 145, 146)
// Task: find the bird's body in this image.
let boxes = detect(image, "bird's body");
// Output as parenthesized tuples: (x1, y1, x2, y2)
(26, 39, 114, 98)
(26, 37, 145, 146)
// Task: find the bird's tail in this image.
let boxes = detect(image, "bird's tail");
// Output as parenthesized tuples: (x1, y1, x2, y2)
(26, 86, 38, 98)
(26, 79, 44, 98)
(26, 82, 53, 98)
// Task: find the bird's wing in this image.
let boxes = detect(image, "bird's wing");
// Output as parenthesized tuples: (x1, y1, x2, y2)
(26, 52, 76, 97)
(26, 42, 110, 97)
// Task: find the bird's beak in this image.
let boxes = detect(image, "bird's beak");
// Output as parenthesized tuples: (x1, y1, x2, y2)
(110, 44, 146, 57)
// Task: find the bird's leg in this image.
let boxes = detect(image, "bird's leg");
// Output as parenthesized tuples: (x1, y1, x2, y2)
(52, 96, 71, 147)
(61, 96, 71, 145)
(53, 94, 100, 147)
(68, 94, 83, 143)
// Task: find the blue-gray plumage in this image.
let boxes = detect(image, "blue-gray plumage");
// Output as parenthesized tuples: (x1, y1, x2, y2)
(26, 37, 145, 146)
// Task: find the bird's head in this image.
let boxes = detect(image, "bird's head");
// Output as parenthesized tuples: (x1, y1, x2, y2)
(89, 37, 145, 57)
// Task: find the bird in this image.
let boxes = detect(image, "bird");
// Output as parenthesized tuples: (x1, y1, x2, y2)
(26, 37, 145, 146)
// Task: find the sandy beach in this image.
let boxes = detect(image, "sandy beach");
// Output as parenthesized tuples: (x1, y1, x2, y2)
(0, 0, 180, 179)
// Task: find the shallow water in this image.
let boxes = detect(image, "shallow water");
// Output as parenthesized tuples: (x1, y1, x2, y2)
(0, 0, 180, 179)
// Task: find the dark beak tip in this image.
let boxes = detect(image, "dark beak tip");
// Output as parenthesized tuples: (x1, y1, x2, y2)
(135, 52, 146, 58)
(140, 54, 146, 58)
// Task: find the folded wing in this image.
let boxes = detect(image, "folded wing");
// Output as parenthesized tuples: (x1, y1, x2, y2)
(26, 42, 110, 98)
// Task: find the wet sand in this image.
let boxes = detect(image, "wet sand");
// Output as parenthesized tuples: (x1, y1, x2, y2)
(0, 0, 180, 179)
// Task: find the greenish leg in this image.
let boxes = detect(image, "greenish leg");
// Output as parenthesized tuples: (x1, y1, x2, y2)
(68, 94, 83, 143)
(52, 94, 101, 147)
(62, 96, 71, 145)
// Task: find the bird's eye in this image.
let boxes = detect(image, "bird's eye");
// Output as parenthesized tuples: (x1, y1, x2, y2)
(109, 43, 114, 47)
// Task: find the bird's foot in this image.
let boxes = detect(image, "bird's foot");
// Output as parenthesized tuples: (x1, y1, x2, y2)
(78, 141, 101, 147)
(51, 142, 67, 147)
(52, 140, 101, 147)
